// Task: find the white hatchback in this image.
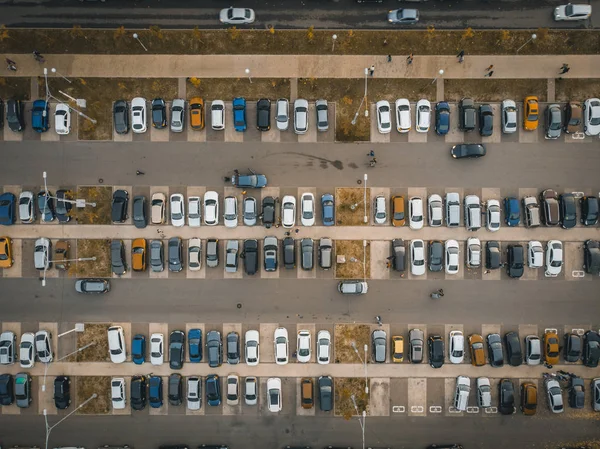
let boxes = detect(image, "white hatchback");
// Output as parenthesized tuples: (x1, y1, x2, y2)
(54, 103, 71, 135)
(317, 330, 331, 365)
(374, 195, 387, 224)
(415, 99, 431, 132)
(107, 326, 126, 364)
(467, 237, 481, 268)
(528, 240, 544, 268)
(294, 99, 308, 134)
(188, 196, 201, 227)
(223, 196, 238, 228)
(150, 333, 164, 366)
(274, 327, 289, 365)
(35, 330, 53, 363)
(204, 191, 219, 226)
(376, 100, 392, 134)
(276, 99, 289, 131)
(188, 238, 202, 271)
(281, 195, 296, 228)
(501, 100, 517, 134)
(131, 97, 147, 133)
(19, 332, 35, 368)
(449, 331, 464, 364)
(300, 193, 315, 227)
(545, 240, 563, 277)
(211, 100, 225, 130)
(111, 377, 126, 410)
(170, 193, 185, 227)
(267, 377, 282, 412)
(395, 98, 411, 133)
(409, 197, 424, 230)
(486, 199, 501, 232)
(445, 239, 460, 275)
(245, 330, 260, 366)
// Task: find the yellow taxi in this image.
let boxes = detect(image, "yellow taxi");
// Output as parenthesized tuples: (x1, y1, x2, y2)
(131, 238, 146, 272)
(523, 96, 539, 130)
(0, 237, 13, 268)
(189, 97, 205, 130)
(392, 335, 404, 362)
(544, 330, 560, 365)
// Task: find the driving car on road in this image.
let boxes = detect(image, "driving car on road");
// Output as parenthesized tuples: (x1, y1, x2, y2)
(554, 3, 592, 21)
(387, 8, 419, 24)
(219, 7, 255, 24)
(338, 280, 368, 295)
(451, 144, 486, 159)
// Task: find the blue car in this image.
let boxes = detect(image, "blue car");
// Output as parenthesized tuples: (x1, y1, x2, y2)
(31, 99, 49, 133)
(321, 193, 335, 226)
(37, 191, 55, 223)
(188, 329, 202, 363)
(148, 376, 163, 408)
(435, 102, 450, 136)
(232, 173, 268, 189)
(206, 374, 221, 406)
(233, 97, 247, 132)
(131, 334, 146, 365)
(0, 193, 16, 226)
(504, 197, 520, 226)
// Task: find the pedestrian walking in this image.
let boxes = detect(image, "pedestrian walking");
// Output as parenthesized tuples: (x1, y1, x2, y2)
(457, 50, 465, 59)
(407, 53, 414, 65)
(458, 55, 464, 64)
(385, 261, 391, 269)
(295, 228, 299, 234)
(369, 65, 375, 76)
(484, 70, 494, 77)
(223, 176, 231, 182)
(485, 64, 494, 72)
(285, 231, 291, 236)
(383, 38, 388, 46)
(559, 66, 570, 74)
(560, 63, 569, 70)
(387, 55, 392, 63)
(372, 157, 377, 164)
(136, 170, 145, 175)
(32, 50, 45, 63)
(368, 150, 375, 157)
(5, 58, 17, 71)
(234, 169, 240, 175)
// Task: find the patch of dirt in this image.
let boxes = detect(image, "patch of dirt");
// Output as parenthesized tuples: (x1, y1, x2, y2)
(335, 187, 371, 226)
(76, 376, 111, 415)
(74, 186, 112, 225)
(75, 240, 111, 278)
(335, 240, 370, 279)
(444, 79, 548, 102)
(334, 377, 369, 419)
(38, 77, 178, 140)
(0, 77, 30, 100)
(555, 78, 600, 102)
(186, 78, 290, 101)
(71, 323, 110, 363)
(334, 323, 370, 364)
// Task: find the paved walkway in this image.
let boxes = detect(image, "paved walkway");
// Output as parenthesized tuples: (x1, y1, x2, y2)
(2, 54, 600, 79)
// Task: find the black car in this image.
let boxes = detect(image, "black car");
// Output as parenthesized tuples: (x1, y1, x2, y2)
(262, 196, 276, 228)
(132, 195, 147, 229)
(37, 190, 56, 222)
(206, 330, 222, 368)
(498, 379, 515, 415)
(459, 98, 476, 132)
(485, 241, 501, 269)
(0, 374, 14, 406)
(318, 375, 333, 412)
(151, 98, 167, 128)
(110, 239, 127, 276)
(564, 333, 582, 362)
(54, 375, 71, 409)
(428, 335, 444, 368)
(392, 238, 406, 272)
(583, 330, 600, 368)
(6, 99, 25, 132)
(580, 196, 599, 226)
(568, 377, 585, 409)
(559, 193, 577, 229)
(301, 238, 314, 271)
(486, 333, 504, 367)
(506, 244, 524, 278)
(113, 99, 129, 134)
(111, 189, 129, 223)
(55, 189, 72, 223)
(226, 332, 240, 364)
(428, 240, 443, 272)
(479, 104, 493, 136)
(450, 144, 486, 159)
(283, 237, 296, 269)
(131, 375, 147, 410)
(168, 373, 183, 406)
(256, 98, 271, 131)
(243, 239, 258, 275)
(504, 332, 522, 366)
(169, 330, 185, 370)
(583, 240, 600, 275)
(168, 237, 183, 272)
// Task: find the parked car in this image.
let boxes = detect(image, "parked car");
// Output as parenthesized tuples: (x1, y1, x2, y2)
(501, 99, 517, 133)
(107, 325, 126, 364)
(189, 97, 204, 130)
(37, 190, 55, 222)
(376, 100, 392, 134)
(428, 240, 443, 272)
(374, 195, 387, 224)
(316, 99, 329, 131)
(151, 98, 167, 128)
(187, 376, 201, 410)
(317, 330, 331, 364)
(211, 100, 225, 130)
(223, 196, 238, 228)
(6, 99, 25, 132)
(372, 329, 387, 363)
(445, 240, 459, 275)
(233, 97, 247, 132)
(486, 333, 504, 367)
(257, 98, 271, 131)
(449, 331, 464, 364)
(583, 240, 600, 275)
(396, 98, 411, 133)
(149, 375, 163, 408)
(54, 375, 71, 409)
(131, 334, 145, 365)
(520, 381, 537, 415)
(206, 330, 222, 368)
(19, 333, 35, 368)
(34, 237, 51, 270)
(131, 375, 147, 411)
(131, 97, 147, 133)
(318, 375, 333, 411)
(170, 98, 185, 132)
(410, 239, 426, 276)
(0, 192, 16, 225)
(459, 98, 476, 132)
(267, 377, 282, 412)
(564, 333, 582, 362)
(568, 377, 585, 409)
(467, 238, 481, 268)
(526, 335, 542, 365)
(428, 335, 444, 368)
(435, 101, 450, 135)
(274, 327, 289, 365)
(504, 197, 520, 227)
(206, 238, 219, 268)
(294, 99, 309, 134)
(545, 240, 563, 277)
(243, 239, 258, 275)
(560, 193, 577, 229)
(204, 191, 219, 226)
(528, 240, 544, 269)
(580, 196, 598, 226)
(283, 237, 296, 269)
(131, 238, 146, 272)
(545, 104, 562, 139)
(504, 332, 522, 367)
(226, 374, 239, 405)
(244, 377, 257, 406)
(35, 330, 53, 363)
(54, 103, 71, 135)
(524, 96, 539, 130)
(415, 99, 431, 132)
(409, 329, 424, 363)
(168, 237, 183, 272)
(18, 191, 35, 223)
(499, 379, 515, 415)
(0, 237, 12, 269)
(111, 377, 126, 410)
(540, 189, 560, 226)
(31, 99, 49, 132)
(564, 101, 582, 133)
(188, 328, 202, 363)
(507, 244, 524, 278)
(15, 372, 32, 408)
(150, 333, 164, 366)
(167, 373, 183, 406)
(281, 195, 296, 228)
(583, 330, 600, 367)
(301, 193, 315, 226)
(188, 237, 202, 272)
(206, 374, 221, 406)
(0, 331, 16, 365)
(245, 330, 260, 366)
(545, 331, 561, 366)
(409, 197, 424, 230)
(226, 331, 240, 365)
(428, 194, 443, 227)
(111, 189, 128, 223)
(297, 330, 312, 363)
(275, 98, 289, 131)
(545, 379, 564, 413)
(225, 239, 238, 273)
(263, 236, 278, 272)
(479, 104, 493, 136)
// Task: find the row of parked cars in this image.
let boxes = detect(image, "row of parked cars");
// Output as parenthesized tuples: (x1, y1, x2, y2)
(0, 99, 72, 134)
(113, 97, 329, 135)
(375, 97, 600, 137)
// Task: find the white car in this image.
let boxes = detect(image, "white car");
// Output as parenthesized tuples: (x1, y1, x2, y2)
(317, 330, 331, 365)
(188, 238, 202, 271)
(553, 4, 591, 21)
(467, 237, 481, 268)
(445, 239, 460, 275)
(297, 330, 312, 363)
(211, 100, 225, 130)
(170, 193, 185, 227)
(131, 97, 147, 133)
(151, 192, 166, 225)
(300, 193, 315, 227)
(170, 98, 185, 133)
(245, 330, 260, 366)
(477, 377, 492, 408)
(219, 7, 255, 24)
(223, 196, 238, 228)
(107, 326, 126, 364)
(486, 199, 501, 232)
(501, 100, 517, 134)
(395, 98, 411, 133)
(428, 194, 443, 227)
(204, 191, 219, 226)
(188, 196, 201, 227)
(111, 377, 126, 410)
(35, 330, 53, 363)
(281, 195, 296, 228)
(226, 374, 240, 405)
(409, 197, 424, 230)
(276, 98, 289, 131)
(545, 240, 563, 277)
(150, 333, 164, 365)
(376, 100, 392, 134)
(410, 239, 426, 276)
(19, 332, 35, 368)
(34, 238, 51, 270)
(267, 377, 282, 412)
(54, 103, 71, 135)
(528, 240, 544, 268)
(584, 98, 600, 136)
(294, 99, 308, 134)
(415, 99, 431, 133)
(18, 191, 36, 223)
(274, 327, 289, 365)
(449, 330, 464, 364)
(243, 197, 257, 226)
(187, 376, 201, 410)
(374, 195, 387, 224)
(545, 379, 564, 414)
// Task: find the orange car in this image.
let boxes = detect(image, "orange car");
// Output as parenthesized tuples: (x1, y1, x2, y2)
(543, 330, 560, 365)
(0, 236, 13, 269)
(523, 96, 539, 131)
(189, 97, 205, 130)
(131, 238, 146, 272)
(391, 196, 405, 227)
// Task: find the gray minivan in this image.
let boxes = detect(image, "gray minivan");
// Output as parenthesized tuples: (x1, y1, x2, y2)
(319, 238, 333, 270)
(301, 238, 314, 270)
(464, 195, 482, 231)
(445, 192, 461, 227)
(523, 196, 541, 228)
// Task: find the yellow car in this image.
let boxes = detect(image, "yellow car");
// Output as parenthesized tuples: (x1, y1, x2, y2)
(189, 97, 205, 130)
(543, 331, 560, 365)
(0, 237, 13, 268)
(392, 335, 404, 362)
(131, 238, 146, 272)
(523, 96, 539, 131)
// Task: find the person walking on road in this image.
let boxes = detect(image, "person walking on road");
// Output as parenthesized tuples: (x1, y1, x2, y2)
(367, 150, 375, 157)
(136, 170, 145, 176)
(407, 53, 414, 65)
(484, 70, 494, 77)
(559, 64, 570, 74)
(32, 50, 45, 63)
(369, 65, 375, 76)
(6, 58, 17, 71)
(387, 54, 392, 63)
(458, 55, 464, 64)
(457, 50, 465, 59)
(485, 64, 494, 72)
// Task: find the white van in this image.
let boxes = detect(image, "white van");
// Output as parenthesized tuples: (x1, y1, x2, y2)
(454, 375, 471, 411)
(445, 192, 460, 227)
(464, 195, 481, 231)
(211, 100, 225, 130)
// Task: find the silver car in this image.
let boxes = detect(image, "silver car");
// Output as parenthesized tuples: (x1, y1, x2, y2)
(315, 99, 328, 132)
(245, 376, 258, 405)
(188, 196, 201, 227)
(243, 197, 257, 226)
(18, 191, 36, 223)
(150, 239, 164, 272)
(387, 8, 419, 24)
(206, 239, 219, 268)
(15, 373, 32, 408)
(187, 376, 201, 410)
(276, 99, 289, 131)
(219, 7, 255, 24)
(225, 240, 239, 273)
(409, 328, 424, 363)
(19, 332, 35, 368)
(501, 100, 517, 134)
(545, 104, 562, 139)
(170, 99, 185, 133)
(35, 330, 53, 363)
(34, 238, 51, 270)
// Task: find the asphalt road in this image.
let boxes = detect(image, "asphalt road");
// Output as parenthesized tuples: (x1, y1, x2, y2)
(0, 0, 596, 29)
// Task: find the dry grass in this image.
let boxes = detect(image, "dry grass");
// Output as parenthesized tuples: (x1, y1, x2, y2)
(334, 377, 369, 419)
(555, 78, 600, 102)
(186, 78, 290, 101)
(335, 240, 370, 279)
(444, 79, 548, 102)
(38, 77, 178, 140)
(71, 323, 110, 362)
(334, 323, 371, 364)
(74, 186, 112, 225)
(0, 77, 30, 100)
(1, 28, 598, 55)
(552, 440, 600, 449)
(76, 240, 111, 278)
(77, 376, 111, 415)
(335, 187, 371, 226)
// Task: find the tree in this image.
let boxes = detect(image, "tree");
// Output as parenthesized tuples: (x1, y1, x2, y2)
(306, 26, 314, 42)
(70, 25, 84, 38)
(149, 25, 163, 40)
(0, 25, 9, 42)
(113, 26, 126, 40)
(536, 27, 549, 41)
(192, 26, 204, 43)
(462, 27, 474, 39)
(228, 26, 240, 40)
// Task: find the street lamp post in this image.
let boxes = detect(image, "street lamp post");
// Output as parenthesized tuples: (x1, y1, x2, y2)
(351, 394, 367, 449)
(363, 173, 368, 223)
(132, 33, 148, 52)
(363, 239, 367, 281)
(41, 75, 97, 124)
(245, 68, 252, 84)
(431, 69, 444, 85)
(517, 33, 537, 54)
(51, 67, 72, 84)
(332, 34, 337, 52)
(351, 341, 369, 394)
(42, 324, 87, 391)
(352, 68, 370, 125)
(41, 255, 96, 287)
(43, 171, 96, 207)
(44, 394, 97, 449)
